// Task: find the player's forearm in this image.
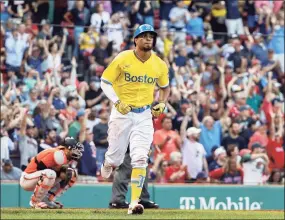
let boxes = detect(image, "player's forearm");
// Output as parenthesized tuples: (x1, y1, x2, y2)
(100, 80, 119, 104)
(158, 86, 170, 103)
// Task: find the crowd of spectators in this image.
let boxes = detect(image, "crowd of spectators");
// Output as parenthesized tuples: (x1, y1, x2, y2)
(0, 0, 284, 185)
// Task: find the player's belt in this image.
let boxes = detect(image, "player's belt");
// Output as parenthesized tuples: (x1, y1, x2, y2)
(131, 105, 151, 113)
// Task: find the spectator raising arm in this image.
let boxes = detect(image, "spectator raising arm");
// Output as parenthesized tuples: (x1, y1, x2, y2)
(180, 107, 192, 142)
(79, 109, 91, 143)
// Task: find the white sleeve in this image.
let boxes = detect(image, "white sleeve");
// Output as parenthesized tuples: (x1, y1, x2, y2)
(100, 80, 119, 104)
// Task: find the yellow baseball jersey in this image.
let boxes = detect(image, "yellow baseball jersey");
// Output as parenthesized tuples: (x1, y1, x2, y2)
(101, 50, 169, 108)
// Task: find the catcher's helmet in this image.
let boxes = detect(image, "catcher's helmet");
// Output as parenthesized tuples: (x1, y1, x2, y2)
(133, 24, 157, 47)
(63, 137, 84, 160)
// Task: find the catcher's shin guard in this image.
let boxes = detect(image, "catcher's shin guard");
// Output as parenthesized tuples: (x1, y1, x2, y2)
(48, 169, 77, 202)
(31, 170, 56, 203)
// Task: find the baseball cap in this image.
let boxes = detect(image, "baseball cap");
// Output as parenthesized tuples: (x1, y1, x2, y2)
(66, 96, 79, 104)
(186, 127, 201, 136)
(239, 149, 251, 157)
(2, 159, 12, 166)
(196, 171, 208, 179)
(181, 99, 190, 105)
(239, 105, 250, 112)
(251, 142, 264, 150)
(27, 124, 36, 129)
(214, 147, 226, 157)
(77, 109, 85, 117)
(254, 33, 263, 39)
(271, 97, 283, 105)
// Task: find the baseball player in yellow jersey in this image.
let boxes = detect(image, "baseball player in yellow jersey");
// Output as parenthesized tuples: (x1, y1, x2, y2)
(100, 24, 170, 215)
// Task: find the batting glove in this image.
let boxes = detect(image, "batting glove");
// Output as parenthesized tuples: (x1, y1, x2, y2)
(115, 100, 132, 115)
(151, 102, 166, 117)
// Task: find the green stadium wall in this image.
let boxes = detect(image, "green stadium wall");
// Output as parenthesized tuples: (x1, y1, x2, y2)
(1, 183, 284, 210)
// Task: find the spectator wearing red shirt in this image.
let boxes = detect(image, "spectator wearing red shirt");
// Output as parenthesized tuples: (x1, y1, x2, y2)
(267, 112, 284, 170)
(248, 121, 269, 150)
(210, 157, 243, 184)
(165, 152, 190, 183)
(153, 117, 182, 161)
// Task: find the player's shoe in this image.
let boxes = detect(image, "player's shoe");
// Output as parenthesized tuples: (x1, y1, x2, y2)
(29, 200, 48, 209)
(101, 161, 113, 179)
(42, 198, 64, 209)
(109, 201, 129, 209)
(127, 203, 144, 215)
(139, 200, 159, 209)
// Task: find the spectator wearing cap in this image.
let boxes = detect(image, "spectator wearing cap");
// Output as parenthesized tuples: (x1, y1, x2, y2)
(194, 171, 209, 184)
(251, 33, 268, 66)
(85, 77, 104, 108)
(180, 122, 208, 181)
(224, 0, 244, 36)
(222, 121, 247, 151)
(169, 0, 190, 42)
(26, 41, 46, 78)
(208, 147, 227, 172)
(19, 109, 38, 171)
(38, 127, 64, 152)
(241, 142, 270, 185)
(0, 159, 22, 181)
(236, 105, 256, 145)
(210, 156, 243, 184)
(228, 40, 249, 71)
(92, 109, 109, 170)
(164, 151, 190, 183)
(201, 36, 219, 62)
(37, 19, 53, 41)
(172, 99, 193, 131)
(248, 121, 269, 149)
(5, 27, 28, 79)
(153, 117, 182, 161)
(206, 145, 219, 165)
(68, 108, 86, 139)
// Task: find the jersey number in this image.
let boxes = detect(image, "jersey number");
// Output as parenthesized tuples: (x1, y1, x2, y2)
(137, 175, 145, 188)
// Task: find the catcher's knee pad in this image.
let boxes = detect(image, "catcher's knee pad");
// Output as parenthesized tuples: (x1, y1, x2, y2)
(42, 169, 56, 187)
(131, 155, 148, 169)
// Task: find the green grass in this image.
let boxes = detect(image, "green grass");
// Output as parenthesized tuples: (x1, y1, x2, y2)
(1, 209, 284, 219)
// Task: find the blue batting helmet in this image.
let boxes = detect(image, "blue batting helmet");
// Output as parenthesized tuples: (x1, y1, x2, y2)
(133, 24, 157, 47)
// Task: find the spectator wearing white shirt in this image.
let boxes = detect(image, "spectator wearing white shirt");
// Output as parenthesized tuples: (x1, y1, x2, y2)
(5, 27, 28, 79)
(106, 12, 128, 51)
(169, 0, 190, 42)
(241, 142, 270, 185)
(0, 126, 15, 161)
(180, 108, 209, 181)
(90, 2, 110, 34)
